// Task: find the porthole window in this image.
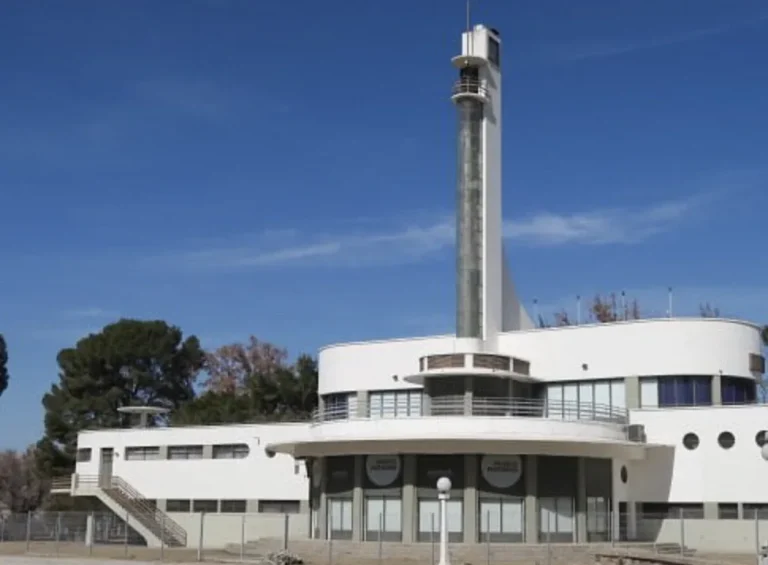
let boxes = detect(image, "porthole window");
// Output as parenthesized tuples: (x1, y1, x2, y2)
(756, 431, 768, 447)
(682, 433, 699, 450)
(718, 431, 735, 449)
(620, 466, 628, 484)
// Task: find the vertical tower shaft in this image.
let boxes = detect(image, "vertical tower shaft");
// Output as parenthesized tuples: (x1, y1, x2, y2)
(456, 98, 484, 338)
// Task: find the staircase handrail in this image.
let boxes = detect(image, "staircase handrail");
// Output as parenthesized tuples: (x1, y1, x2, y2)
(73, 474, 187, 546)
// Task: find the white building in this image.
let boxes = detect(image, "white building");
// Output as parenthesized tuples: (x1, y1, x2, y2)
(61, 23, 767, 552)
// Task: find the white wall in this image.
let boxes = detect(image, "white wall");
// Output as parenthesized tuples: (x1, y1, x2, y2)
(318, 335, 456, 395)
(76, 423, 309, 501)
(320, 319, 761, 395)
(630, 405, 768, 503)
(171, 512, 309, 549)
(500, 318, 760, 382)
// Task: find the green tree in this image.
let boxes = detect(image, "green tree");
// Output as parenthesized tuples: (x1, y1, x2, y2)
(0, 334, 9, 399)
(37, 319, 204, 477)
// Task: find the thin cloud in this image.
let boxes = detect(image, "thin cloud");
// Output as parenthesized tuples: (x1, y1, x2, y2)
(133, 78, 236, 120)
(503, 198, 696, 246)
(62, 308, 119, 319)
(558, 14, 768, 61)
(149, 195, 702, 271)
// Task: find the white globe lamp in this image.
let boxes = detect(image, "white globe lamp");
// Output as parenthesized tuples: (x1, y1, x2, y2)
(436, 476, 452, 565)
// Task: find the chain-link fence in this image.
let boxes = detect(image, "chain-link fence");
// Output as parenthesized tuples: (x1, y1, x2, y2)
(0, 510, 764, 564)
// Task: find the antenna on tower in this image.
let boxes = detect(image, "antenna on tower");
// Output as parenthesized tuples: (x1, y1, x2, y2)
(467, 0, 472, 31)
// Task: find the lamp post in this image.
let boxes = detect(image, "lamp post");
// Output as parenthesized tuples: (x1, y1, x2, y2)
(437, 476, 452, 565)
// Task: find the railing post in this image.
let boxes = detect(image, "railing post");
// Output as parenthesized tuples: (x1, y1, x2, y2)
(124, 510, 129, 557)
(160, 514, 165, 560)
(25, 511, 31, 552)
(283, 513, 289, 551)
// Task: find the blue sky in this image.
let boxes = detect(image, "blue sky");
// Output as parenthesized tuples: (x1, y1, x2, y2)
(1, 0, 767, 449)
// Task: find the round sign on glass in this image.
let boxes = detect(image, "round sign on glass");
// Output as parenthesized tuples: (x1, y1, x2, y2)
(480, 455, 522, 489)
(365, 455, 401, 487)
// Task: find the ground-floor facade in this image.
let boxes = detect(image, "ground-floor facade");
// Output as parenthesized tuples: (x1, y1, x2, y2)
(308, 453, 627, 543)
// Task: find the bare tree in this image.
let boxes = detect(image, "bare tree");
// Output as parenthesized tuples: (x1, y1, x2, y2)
(0, 447, 48, 512)
(203, 337, 288, 394)
(699, 303, 721, 318)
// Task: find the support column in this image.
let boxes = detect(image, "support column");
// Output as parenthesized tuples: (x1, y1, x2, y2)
(318, 458, 328, 540)
(712, 374, 723, 405)
(356, 391, 368, 417)
(524, 455, 538, 543)
(703, 503, 718, 520)
(464, 375, 473, 415)
(353, 455, 364, 541)
(422, 382, 431, 415)
(464, 454, 478, 543)
(402, 455, 417, 543)
(576, 458, 587, 542)
(624, 376, 640, 409)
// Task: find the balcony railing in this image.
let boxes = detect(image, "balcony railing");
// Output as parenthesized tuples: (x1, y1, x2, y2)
(452, 78, 489, 100)
(314, 396, 627, 426)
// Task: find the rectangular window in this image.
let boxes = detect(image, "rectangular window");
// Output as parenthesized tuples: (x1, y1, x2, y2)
(640, 503, 703, 519)
(193, 499, 218, 513)
(323, 393, 350, 420)
(166, 499, 191, 512)
(722, 377, 756, 405)
(657, 376, 713, 407)
(125, 446, 161, 461)
(488, 35, 500, 66)
(220, 500, 247, 513)
(259, 500, 301, 514)
(586, 497, 610, 541)
(418, 499, 463, 542)
(539, 497, 574, 540)
(167, 445, 204, 460)
(718, 503, 739, 519)
(76, 448, 92, 462)
(743, 504, 768, 520)
(479, 498, 524, 541)
(369, 390, 423, 418)
(212, 443, 249, 459)
(327, 498, 353, 539)
(364, 497, 402, 540)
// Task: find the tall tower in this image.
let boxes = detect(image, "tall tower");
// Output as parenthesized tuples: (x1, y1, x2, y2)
(452, 25, 503, 341)
(452, 24, 533, 343)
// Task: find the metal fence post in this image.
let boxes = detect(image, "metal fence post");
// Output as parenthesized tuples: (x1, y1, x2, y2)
(240, 514, 246, 562)
(430, 513, 435, 565)
(56, 511, 61, 557)
(378, 513, 383, 565)
(546, 511, 552, 565)
(284, 513, 289, 551)
(327, 527, 333, 565)
(124, 511, 129, 557)
(160, 513, 165, 561)
(485, 510, 491, 565)
(25, 511, 31, 552)
(679, 507, 685, 556)
(88, 511, 93, 556)
(198, 511, 205, 562)
(755, 511, 761, 565)
(0, 514, 4, 543)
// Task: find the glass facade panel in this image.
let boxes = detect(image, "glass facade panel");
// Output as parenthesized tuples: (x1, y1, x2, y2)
(369, 390, 423, 418)
(328, 498, 353, 538)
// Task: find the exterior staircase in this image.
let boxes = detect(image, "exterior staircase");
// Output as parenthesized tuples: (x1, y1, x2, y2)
(65, 474, 187, 548)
